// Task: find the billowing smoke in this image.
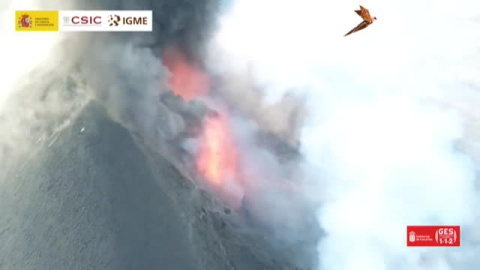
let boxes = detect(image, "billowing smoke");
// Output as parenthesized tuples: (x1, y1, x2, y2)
(178, 94, 320, 267)
(208, 0, 480, 269)
(1, 0, 319, 268)
(0, 0, 90, 172)
(3, 1, 313, 261)
(4, 0, 480, 268)
(0, 0, 220, 167)
(205, 55, 308, 146)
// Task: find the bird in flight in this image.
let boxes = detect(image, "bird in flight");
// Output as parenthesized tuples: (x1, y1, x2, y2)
(344, 5, 377, 37)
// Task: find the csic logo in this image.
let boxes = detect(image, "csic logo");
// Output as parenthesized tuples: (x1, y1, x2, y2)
(18, 14, 33, 28)
(63, 15, 101, 26)
(108, 14, 148, 26)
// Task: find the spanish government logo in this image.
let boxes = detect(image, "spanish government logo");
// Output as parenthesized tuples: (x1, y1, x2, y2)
(18, 14, 33, 29)
(15, 11, 59, 32)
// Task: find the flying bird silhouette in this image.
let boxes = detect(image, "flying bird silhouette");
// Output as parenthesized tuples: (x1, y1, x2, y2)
(344, 5, 377, 37)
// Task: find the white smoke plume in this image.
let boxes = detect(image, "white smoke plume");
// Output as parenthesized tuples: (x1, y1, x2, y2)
(0, 0, 92, 172)
(2, 0, 316, 267)
(209, 0, 480, 269)
(0, 0, 219, 168)
(206, 59, 308, 146)
(2, 0, 479, 268)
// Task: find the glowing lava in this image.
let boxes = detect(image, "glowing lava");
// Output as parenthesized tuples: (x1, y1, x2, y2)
(196, 112, 238, 186)
(162, 47, 210, 101)
(161, 47, 244, 207)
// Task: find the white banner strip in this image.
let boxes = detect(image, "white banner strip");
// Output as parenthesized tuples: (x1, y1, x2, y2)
(58, 10, 152, 32)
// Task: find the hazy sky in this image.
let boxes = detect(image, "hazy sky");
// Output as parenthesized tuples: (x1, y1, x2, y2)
(211, 0, 480, 269)
(0, 0, 67, 107)
(214, 0, 480, 103)
(1, 1, 479, 269)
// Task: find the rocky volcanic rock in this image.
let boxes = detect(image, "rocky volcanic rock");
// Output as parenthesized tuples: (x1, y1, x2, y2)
(0, 101, 317, 270)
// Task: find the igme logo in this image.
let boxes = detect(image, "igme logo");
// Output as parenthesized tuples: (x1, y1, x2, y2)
(123, 16, 148, 25)
(108, 15, 120, 26)
(108, 14, 149, 26)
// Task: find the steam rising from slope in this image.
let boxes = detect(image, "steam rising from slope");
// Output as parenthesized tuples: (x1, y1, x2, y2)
(0, 0, 90, 172)
(0, 0, 220, 166)
(1, 0, 319, 268)
(210, 0, 480, 269)
(3, 0, 479, 268)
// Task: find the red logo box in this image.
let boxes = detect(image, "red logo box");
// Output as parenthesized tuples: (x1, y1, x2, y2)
(407, 226, 460, 247)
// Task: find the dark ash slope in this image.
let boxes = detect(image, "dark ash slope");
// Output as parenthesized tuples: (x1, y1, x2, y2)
(0, 102, 312, 270)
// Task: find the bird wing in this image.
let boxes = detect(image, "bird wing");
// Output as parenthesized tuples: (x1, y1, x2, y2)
(354, 10, 362, 18)
(344, 21, 369, 37)
(359, 5, 373, 23)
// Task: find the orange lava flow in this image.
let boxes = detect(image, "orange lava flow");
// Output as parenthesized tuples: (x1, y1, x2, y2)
(196, 113, 238, 186)
(161, 47, 244, 207)
(162, 48, 210, 101)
